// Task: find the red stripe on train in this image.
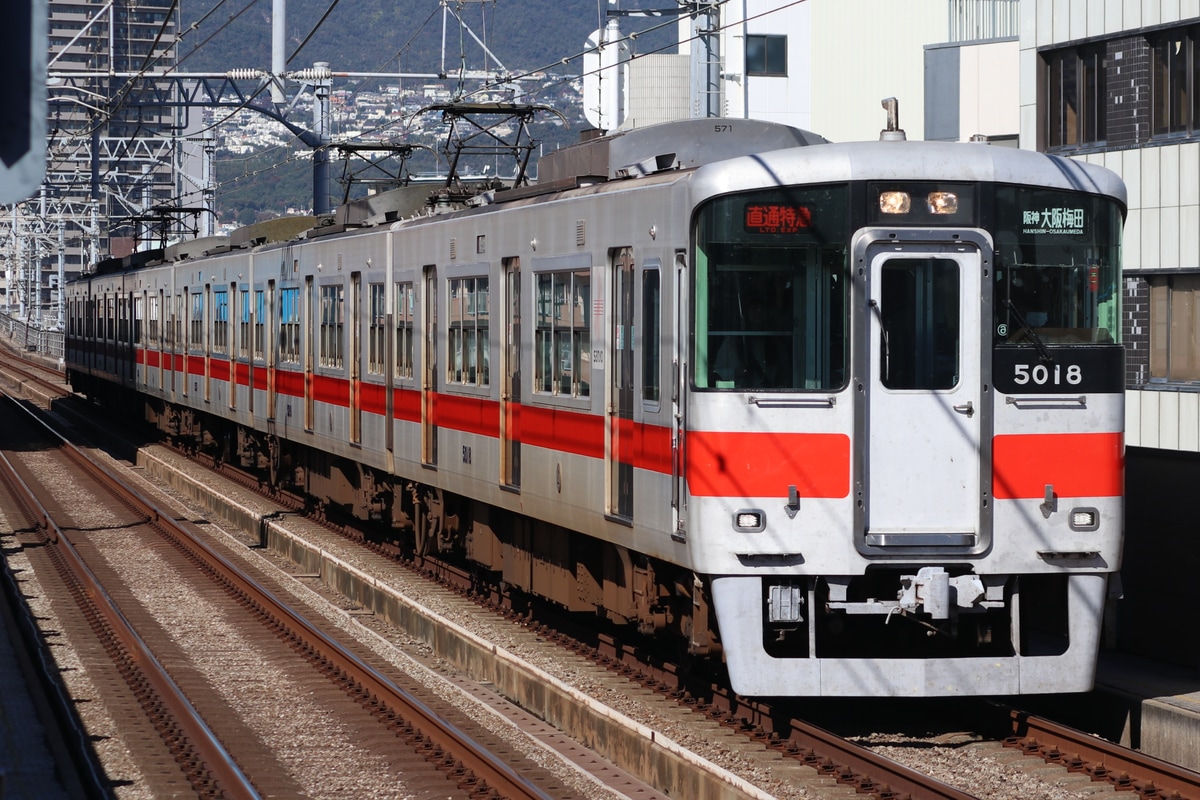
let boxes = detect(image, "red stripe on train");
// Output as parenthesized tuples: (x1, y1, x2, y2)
(435, 393, 498, 437)
(992, 432, 1123, 499)
(520, 405, 605, 459)
(685, 431, 851, 498)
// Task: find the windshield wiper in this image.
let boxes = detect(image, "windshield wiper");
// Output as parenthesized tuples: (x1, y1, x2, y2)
(1004, 298, 1054, 364)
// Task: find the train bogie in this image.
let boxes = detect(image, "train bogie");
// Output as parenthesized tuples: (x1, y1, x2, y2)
(65, 118, 1127, 697)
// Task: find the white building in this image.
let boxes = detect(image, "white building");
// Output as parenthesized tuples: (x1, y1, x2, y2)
(611, 0, 1016, 143)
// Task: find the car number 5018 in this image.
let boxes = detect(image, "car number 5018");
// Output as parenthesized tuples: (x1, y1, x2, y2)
(1013, 363, 1083, 386)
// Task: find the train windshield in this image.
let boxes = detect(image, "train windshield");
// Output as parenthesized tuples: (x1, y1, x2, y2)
(993, 187, 1123, 346)
(692, 185, 849, 391)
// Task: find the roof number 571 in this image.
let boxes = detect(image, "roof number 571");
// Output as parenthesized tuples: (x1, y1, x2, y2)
(714, 124, 733, 133)
(1014, 363, 1082, 386)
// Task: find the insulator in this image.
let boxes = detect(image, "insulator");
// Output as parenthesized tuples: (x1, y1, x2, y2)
(227, 69, 266, 80)
(287, 67, 332, 81)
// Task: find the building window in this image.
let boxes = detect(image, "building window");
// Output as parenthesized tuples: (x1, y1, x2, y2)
(535, 270, 590, 397)
(395, 281, 415, 380)
(279, 287, 301, 364)
(746, 34, 787, 76)
(319, 284, 344, 369)
(1150, 274, 1200, 383)
(448, 276, 489, 386)
(1044, 44, 1106, 149)
(1149, 28, 1200, 138)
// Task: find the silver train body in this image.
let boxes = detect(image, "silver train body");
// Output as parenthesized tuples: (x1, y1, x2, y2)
(66, 119, 1127, 697)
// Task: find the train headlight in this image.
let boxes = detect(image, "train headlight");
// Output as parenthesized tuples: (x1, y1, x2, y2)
(1069, 508, 1099, 531)
(927, 191, 959, 214)
(734, 510, 766, 532)
(878, 191, 911, 214)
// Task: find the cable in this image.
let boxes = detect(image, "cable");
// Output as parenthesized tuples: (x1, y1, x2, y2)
(288, 0, 344, 66)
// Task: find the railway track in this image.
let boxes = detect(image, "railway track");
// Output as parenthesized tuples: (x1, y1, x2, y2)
(0, 388, 576, 799)
(5, 344, 1200, 799)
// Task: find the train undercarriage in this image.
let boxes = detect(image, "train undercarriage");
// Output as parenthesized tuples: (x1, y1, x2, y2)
(66, 369, 1078, 686)
(130, 392, 719, 664)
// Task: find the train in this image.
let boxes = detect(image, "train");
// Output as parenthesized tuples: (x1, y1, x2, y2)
(64, 117, 1127, 697)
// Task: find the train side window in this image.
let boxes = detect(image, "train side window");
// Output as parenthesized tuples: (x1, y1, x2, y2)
(213, 288, 229, 356)
(148, 294, 159, 347)
(367, 282, 387, 376)
(279, 287, 301, 364)
(238, 288, 251, 359)
(253, 289, 266, 360)
(535, 270, 590, 398)
(642, 267, 660, 404)
(395, 281, 415, 379)
(134, 295, 144, 345)
(318, 283, 345, 369)
(190, 291, 204, 350)
(447, 276, 489, 387)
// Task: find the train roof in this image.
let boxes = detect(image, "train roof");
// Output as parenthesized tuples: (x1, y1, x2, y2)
(536, 118, 829, 184)
(690, 138, 1128, 209)
(78, 122, 1126, 278)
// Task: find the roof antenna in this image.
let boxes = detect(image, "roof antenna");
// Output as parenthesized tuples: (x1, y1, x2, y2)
(880, 97, 906, 141)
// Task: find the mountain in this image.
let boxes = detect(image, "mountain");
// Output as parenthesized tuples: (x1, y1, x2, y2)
(189, 0, 678, 222)
(181, 0, 676, 77)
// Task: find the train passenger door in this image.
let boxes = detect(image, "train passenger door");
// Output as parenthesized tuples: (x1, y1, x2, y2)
(672, 250, 687, 540)
(860, 235, 987, 550)
(501, 257, 521, 489)
(304, 276, 314, 431)
(608, 247, 635, 521)
(421, 265, 438, 467)
(266, 280, 277, 420)
(157, 289, 165, 390)
(350, 272, 362, 445)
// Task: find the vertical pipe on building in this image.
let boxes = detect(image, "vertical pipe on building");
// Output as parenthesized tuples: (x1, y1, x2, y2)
(742, 0, 749, 119)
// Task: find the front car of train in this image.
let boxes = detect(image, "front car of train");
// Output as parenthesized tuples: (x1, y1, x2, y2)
(684, 139, 1126, 696)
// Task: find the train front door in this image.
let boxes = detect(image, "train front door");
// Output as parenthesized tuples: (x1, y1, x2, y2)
(860, 236, 987, 550)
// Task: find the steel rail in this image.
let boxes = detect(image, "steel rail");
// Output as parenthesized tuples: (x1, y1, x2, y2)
(16, 393, 558, 800)
(1009, 709, 1200, 800)
(759, 717, 980, 800)
(0, 393, 261, 799)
